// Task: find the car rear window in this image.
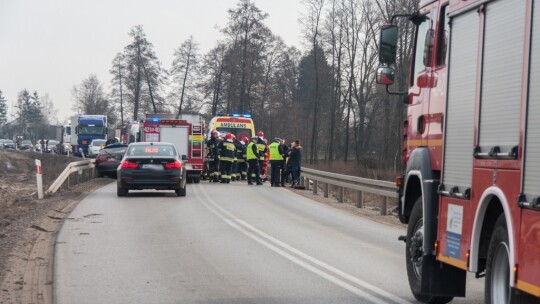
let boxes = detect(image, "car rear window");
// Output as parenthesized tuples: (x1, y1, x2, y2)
(93, 140, 106, 146)
(102, 146, 127, 154)
(127, 145, 176, 157)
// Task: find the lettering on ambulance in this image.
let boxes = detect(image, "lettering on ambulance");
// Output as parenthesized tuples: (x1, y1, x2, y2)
(217, 122, 247, 128)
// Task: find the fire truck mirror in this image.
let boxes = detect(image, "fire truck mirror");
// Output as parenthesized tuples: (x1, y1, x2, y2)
(379, 24, 398, 65)
(376, 67, 395, 85)
(181, 154, 188, 161)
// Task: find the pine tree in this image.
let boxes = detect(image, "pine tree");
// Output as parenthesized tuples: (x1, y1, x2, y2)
(0, 90, 7, 126)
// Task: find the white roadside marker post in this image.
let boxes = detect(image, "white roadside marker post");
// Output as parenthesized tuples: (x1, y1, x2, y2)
(35, 159, 44, 199)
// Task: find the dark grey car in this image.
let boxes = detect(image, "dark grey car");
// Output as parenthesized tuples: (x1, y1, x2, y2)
(2, 140, 15, 149)
(116, 142, 187, 197)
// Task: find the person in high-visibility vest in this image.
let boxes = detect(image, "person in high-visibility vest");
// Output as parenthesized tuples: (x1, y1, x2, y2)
(269, 138, 284, 187)
(246, 136, 263, 185)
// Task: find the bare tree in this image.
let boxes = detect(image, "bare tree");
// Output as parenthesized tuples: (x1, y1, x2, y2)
(301, 0, 325, 164)
(110, 53, 127, 125)
(0, 90, 8, 126)
(71, 74, 115, 131)
(123, 25, 165, 120)
(222, 0, 269, 113)
(170, 36, 200, 117)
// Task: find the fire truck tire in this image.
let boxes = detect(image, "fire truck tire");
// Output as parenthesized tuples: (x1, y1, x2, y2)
(193, 176, 201, 183)
(485, 214, 513, 304)
(406, 197, 453, 304)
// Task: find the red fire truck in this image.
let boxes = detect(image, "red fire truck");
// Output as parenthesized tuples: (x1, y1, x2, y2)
(377, 0, 540, 303)
(142, 114, 205, 183)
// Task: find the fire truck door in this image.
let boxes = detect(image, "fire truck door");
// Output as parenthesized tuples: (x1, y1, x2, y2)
(160, 127, 189, 159)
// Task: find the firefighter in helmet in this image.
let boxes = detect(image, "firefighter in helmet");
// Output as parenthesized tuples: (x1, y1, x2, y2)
(217, 133, 236, 183)
(207, 130, 221, 182)
(230, 134, 239, 181)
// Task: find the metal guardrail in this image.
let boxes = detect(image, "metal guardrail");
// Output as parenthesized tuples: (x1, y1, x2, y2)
(46, 159, 96, 194)
(300, 167, 397, 215)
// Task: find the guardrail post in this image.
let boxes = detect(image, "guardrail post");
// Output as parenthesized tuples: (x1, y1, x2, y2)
(380, 196, 388, 215)
(312, 180, 318, 195)
(304, 177, 310, 190)
(337, 186, 344, 203)
(355, 190, 363, 208)
(323, 183, 329, 198)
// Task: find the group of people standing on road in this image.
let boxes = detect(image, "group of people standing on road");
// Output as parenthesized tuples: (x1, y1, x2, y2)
(205, 130, 302, 187)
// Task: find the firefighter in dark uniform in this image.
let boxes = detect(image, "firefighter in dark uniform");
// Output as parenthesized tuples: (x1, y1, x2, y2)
(217, 133, 236, 183)
(256, 131, 268, 181)
(206, 130, 221, 182)
(247, 136, 263, 185)
(237, 136, 248, 180)
(232, 135, 244, 181)
(269, 138, 284, 187)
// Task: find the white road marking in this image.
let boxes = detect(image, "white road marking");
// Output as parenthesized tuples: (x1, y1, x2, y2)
(196, 184, 412, 304)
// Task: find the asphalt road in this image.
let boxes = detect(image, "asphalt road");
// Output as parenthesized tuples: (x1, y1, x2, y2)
(54, 181, 485, 304)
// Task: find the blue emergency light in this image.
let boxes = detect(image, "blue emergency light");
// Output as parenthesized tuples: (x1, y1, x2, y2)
(232, 113, 240, 117)
(243, 114, 251, 118)
(152, 118, 160, 122)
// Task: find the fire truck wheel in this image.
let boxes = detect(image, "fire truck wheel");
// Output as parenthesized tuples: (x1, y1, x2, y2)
(406, 197, 453, 304)
(485, 214, 512, 303)
(193, 176, 201, 184)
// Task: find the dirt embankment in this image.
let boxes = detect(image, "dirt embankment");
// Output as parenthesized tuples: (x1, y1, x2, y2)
(0, 150, 112, 304)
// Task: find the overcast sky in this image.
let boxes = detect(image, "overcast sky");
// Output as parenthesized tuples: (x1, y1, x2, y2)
(0, 0, 305, 123)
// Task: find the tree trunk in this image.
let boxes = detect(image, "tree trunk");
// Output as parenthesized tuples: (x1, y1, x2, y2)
(177, 51, 191, 118)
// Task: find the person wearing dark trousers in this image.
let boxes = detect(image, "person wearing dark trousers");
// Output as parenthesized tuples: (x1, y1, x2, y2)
(246, 136, 262, 185)
(269, 138, 283, 187)
(207, 130, 221, 182)
(218, 133, 236, 183)
(256, 131, 268, 181)
(279, 139, 289, 187)
(288, 139, 302, 186)
(235, 136, 248, 180)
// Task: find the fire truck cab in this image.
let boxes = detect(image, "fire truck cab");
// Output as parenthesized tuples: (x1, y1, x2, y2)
(377, 0, 540, 302)
(143, 114, 205, 183)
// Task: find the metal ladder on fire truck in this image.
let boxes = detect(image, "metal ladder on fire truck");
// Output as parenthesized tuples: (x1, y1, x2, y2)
(191, 120, 203, 160)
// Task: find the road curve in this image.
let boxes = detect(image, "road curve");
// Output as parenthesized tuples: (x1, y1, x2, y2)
(54, 181, 484, 304)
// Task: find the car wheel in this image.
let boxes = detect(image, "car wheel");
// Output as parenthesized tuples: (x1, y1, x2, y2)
(117, 182, 128, 197)
(176, 184, 186, 197)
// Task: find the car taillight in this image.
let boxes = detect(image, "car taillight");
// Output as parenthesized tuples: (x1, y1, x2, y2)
(165, 160, 182, 169)
(121, 161, 138, 169)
